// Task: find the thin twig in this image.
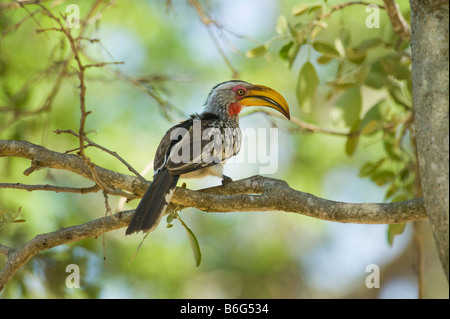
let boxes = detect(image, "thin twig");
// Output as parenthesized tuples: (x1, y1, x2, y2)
(241, 108, 357, 137)
(54, 129, 146, 182)
(188, 0, 240, 79)
(0, 182, 137, 199)
(0, 182, 101, 194)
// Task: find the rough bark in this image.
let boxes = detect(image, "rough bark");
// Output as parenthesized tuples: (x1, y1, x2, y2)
(410, 0, 449, 280)
(0, 139, 430, 290)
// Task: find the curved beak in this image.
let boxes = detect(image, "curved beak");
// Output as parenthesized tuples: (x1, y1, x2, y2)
(240, 85, 290, 120)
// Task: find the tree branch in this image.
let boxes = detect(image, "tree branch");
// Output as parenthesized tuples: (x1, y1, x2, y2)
(0, 139, 427, 224)
(0, 139, 428, 290)
(0, 209, 133, 291)
(382, 0, 411, 41)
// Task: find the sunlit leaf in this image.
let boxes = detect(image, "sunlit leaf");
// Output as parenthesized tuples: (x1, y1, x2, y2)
(296, 61, 319, 113)
(310, 25, 322, 39)
(292, 2, 322, 16)
(276, 15, 288, 35)
(312, 41, 340, 57)
(360, 120, 380, 135)
(246, 44, 268, 58)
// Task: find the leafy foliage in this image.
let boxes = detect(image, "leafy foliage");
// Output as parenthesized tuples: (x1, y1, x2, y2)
(247, 1, 415, 242)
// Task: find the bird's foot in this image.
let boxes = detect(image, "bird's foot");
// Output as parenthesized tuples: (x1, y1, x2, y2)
(221, 175, 233, 186)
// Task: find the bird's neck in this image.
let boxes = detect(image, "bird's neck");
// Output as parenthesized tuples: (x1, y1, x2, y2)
(203, 101, 240, 123)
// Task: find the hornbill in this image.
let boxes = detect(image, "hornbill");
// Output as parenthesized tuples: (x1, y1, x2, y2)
(126, 80, 290, 235)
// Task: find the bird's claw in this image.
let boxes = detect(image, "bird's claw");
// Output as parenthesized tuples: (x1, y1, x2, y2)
(221, 175, 233, 186)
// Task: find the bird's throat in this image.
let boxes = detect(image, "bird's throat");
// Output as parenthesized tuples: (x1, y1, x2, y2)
(228, 102, 242, 117)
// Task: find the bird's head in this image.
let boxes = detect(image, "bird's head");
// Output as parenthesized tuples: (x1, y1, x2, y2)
(204, 81, 290, 120)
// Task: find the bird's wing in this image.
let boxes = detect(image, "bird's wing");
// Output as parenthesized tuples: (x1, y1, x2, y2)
(153, 118, 193, 174)
(157, 117, 241, 176)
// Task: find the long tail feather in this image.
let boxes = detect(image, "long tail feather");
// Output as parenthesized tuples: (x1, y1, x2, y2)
(126, 168, 179, 235)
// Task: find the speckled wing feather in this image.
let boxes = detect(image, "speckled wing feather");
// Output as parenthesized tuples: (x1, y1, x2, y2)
(153, 113, 242, 176)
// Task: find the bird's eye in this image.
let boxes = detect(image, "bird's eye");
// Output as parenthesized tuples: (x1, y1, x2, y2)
(236, 89, 245, 96)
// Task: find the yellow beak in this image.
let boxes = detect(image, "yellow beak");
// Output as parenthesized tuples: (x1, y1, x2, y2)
(239, 85, 290, 120)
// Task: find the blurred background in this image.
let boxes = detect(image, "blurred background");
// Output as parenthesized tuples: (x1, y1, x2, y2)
(0, 0, 448, 298)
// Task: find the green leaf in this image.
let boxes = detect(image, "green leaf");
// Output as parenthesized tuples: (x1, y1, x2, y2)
(288, 23, 306, 44)
(360, 99, 385, 130)
(387, 223, 407, 246)
(179, 217, 202, 267)
(326, 81, 357, 91)
(276, 15, 288, 35)
(359, 159, 385, 177)
(317, 55, 333, 64)
(371, 170, 395, 186)
(393, 64, 411, 81)
(379, 54, 402, 75)
(287, 42, 301, 68)
(296, 61, 319, 113)
(365, 62, 386, 89)
(312, 40, 340, 58)
(360, 119, 380, 135)
(292, 2, 323, 16)
(384, 183, 399, 200)
(279, 41, 294, 61)
(291, 3, 310, 16)
(246, 44, 268, 58)
(345, 121, 360, 156)
(383, 132, 403, 162)
(339, 28, 351, 46)
(354, 66, 370, 84)
(166, 213, 174, 228)
(346, 48, 366, 64)
(331, 87, 362, 128)
(388, 83, 411, 108)
(356, 38, 383, 52)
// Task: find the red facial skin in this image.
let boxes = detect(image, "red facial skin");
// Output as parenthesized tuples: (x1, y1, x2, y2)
(229, 85, 247, 116)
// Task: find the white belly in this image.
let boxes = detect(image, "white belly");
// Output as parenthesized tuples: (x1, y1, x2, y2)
(180, 162, 224, 179)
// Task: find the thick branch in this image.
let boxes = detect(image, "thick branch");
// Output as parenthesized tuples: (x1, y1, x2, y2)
(0, 139, 428, 224)
(0, 139, 143, 195)
(0, 210, 133, 291)
(0, 139, 428, 290)
(171, 176, 426, 224)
